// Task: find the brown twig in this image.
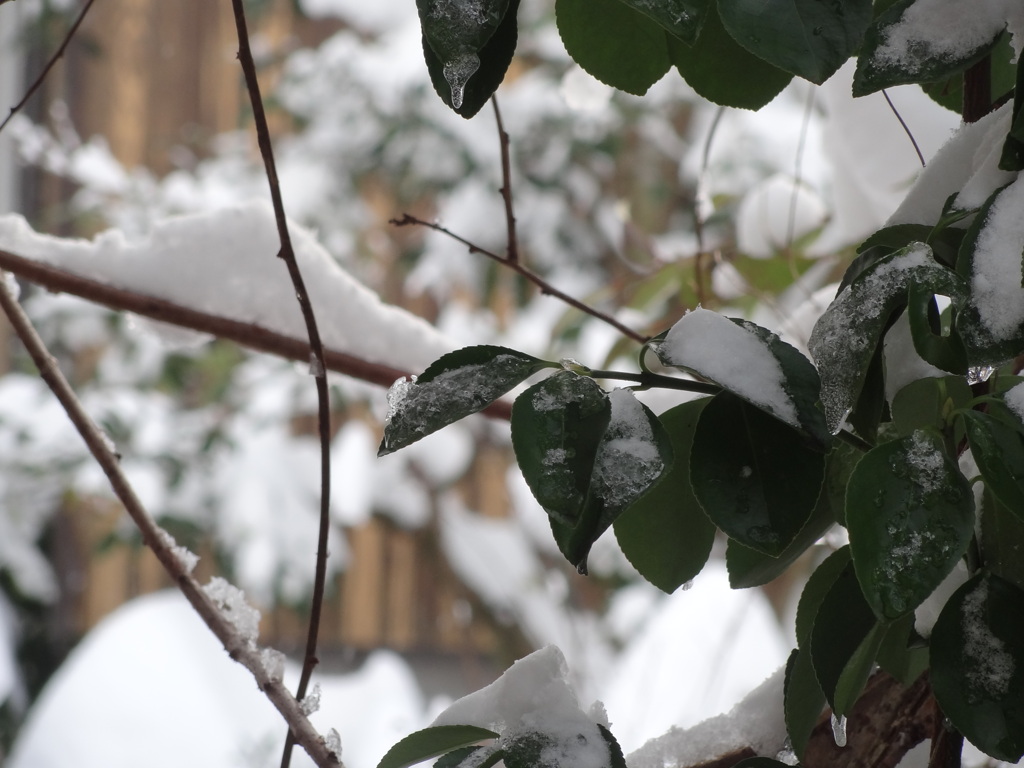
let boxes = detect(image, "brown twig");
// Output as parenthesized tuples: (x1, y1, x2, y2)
(491, 97, 519, 264)
(229, 3, 335, 766)
(391, 214, 648, 344)
(0, 0, 97, 135)
(0, 270, 342, 767)
(0, 248, 514, 419)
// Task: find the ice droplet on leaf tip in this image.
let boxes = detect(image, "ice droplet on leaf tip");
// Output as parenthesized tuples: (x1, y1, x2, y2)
(443, 53, 480, 109)
(831, 712, 847, 748)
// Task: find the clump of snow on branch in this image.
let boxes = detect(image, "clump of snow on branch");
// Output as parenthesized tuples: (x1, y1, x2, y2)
(202, 576, 261, 646)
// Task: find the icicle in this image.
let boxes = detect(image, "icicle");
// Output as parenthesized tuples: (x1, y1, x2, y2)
(443, 53, 480, 109)
(967, 365, 994, 385)
(831, 712, 847, 748)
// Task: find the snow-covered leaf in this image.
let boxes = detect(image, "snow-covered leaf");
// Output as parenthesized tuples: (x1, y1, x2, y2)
(846, 430, 974, 621)
(614, 398, 715, 593)
(513, 377, 670, 573)
(854, 0, 1006, 96)
(690, 392, 825, 557)
(655, 309, 829, 450)
(931, 573, 1024, 762)
(956, 178, 1024, 365)
(377, 725, 500, 768)
(809, 243, 967, 434)
(379, 346, 551, 456)
(717, 0, 871, 84)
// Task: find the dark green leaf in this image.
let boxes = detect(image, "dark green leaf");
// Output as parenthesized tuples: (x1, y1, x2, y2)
(615, 399, 715, 592)
(784, 647, 826, 759)
(502, 732, 554, 768)
(957, 182, 1024, 365)
(847, 430, 975, 620)
(599, 724, 627, 768)
(619, 0, 711, 43)
(378, 725, 499, 768)
(875, 613, 929, 686)
(795, 545, 851, 649)
(979, 490, 1024, 593)
(962, 410, 1024, 520)
(690, 392, 825, 557)
(824, 440, 863, 528)
(931, 573, 1024, 762)
(809, 243, 967, 434)
(556, 0, 671, 95)
(846, 343, 886, 445)
(853, 0, 1004, 96)
(1001, 46, 1024, 170)
(809, 559, 882, 715)
(718, 0, 871, 84)
(380, 345, 551, 455)
(726, 480, 834, 589)
(666, 4, 791, 110)
(656, 309, 830, 450)
(422, 0, 521, 117)
(891, 376, 972, 437)
(907, 285, 967, 374)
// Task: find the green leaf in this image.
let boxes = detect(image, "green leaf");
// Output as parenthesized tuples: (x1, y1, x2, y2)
(809, 243, 967, 434)
(809, 559, 882, 715)
(378, 725, 500, 768)
(1001, 46, 1024, 170)
(556, 0, 671, 95)
(824, 440, 863, 528)
(599, 725, 627, 768)
(795, 545, 851, 649)
(962, 410, 1024, 520)
(655, 309, 830, 451)
(619, 0, 711, 44)
(875, 613, 929, 686)
(666, 3, 791, 110)
(690, 392, 825, 557)
(784, 647, 826, 759)
(891, 376, 972, 437)
(979, 490, 1024, 593)
(906, 284, 967, 374)
(931, 573, 1024, 762)
(717, 0, 871, 84)
(957, 181, 1024, 366)
(380, 345, 551, 455)
(615, 399, 715, 592)
(725, 480, 834, 589)
(513, 377, 671, 572)
(421, 0, 521, 117)
(846, 430, 975, 621)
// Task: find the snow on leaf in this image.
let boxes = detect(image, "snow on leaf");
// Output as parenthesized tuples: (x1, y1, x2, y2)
(809, 243, 965, 434)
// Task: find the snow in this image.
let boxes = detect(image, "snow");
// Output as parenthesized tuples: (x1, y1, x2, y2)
(965, 175, 1024, 344)
(1005, 382, 1024, 422)
(882, 310, 945, 406)
(433, 646, 611, 768)
(656, 308, 799, 428)
(735, 174, 828, 259)
(7, 591, 426, 768)
(961, 577, 1015, 697)
(591, 390, 664, 510)
(625, 664, 787, 768)
(155, 527, 200, 574)
(0, 202, 455, 372)
(830, 713, 847, 748)
(867, 0, 1008, 72)
(202, 576, 262, 646)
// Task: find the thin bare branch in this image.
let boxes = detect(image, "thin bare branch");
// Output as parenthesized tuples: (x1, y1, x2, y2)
(693, 106, 726, 308)
(491, 97, 519, 264)
(228, 3, 337, 765)
(0, 270, 342, 768)
(881, 89, 926, 168)
(0, 0, 96, 135)
(391, 214, 648, 344)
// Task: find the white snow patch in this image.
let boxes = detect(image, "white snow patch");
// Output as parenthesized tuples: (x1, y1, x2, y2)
(962, 578, 1015, 697)
(1005, 381, 1024, 422)
(735, 174, 827, 259)
(657, 308, 799, 428)
(202, 576, 261, 646)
